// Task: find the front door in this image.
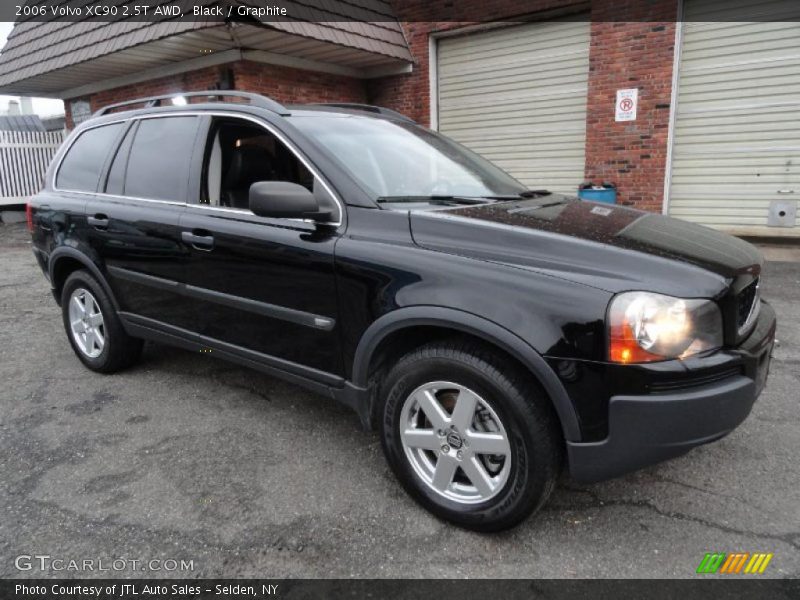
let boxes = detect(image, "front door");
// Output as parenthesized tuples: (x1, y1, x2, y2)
(179, 115, 343, 377)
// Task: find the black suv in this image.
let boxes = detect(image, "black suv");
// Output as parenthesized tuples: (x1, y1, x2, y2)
(29, 91, 776, 531)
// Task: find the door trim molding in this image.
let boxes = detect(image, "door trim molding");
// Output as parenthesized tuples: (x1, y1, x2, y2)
(119, 312, 343, 389)
(108, 266, 336, 331)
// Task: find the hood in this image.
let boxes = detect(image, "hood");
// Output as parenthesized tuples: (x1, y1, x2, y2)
(408, 196, 763, 297)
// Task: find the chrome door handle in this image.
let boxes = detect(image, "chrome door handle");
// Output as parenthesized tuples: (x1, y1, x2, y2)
(181, 231, 214, 250)
(777, 190, 795, 194)
(87, 214, 109, 229)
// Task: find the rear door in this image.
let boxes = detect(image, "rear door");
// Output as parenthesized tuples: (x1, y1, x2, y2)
(83, 115, 203, 334)
(179, 114, 344, 378)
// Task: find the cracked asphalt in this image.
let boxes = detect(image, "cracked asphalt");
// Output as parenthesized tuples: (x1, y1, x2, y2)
(0, 222, 798, 579)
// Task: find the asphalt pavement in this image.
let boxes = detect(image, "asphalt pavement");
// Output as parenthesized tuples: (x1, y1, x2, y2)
(0, 222, 797, 578)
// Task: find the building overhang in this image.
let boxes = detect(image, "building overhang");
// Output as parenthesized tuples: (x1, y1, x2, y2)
(0, 20, 413, 98)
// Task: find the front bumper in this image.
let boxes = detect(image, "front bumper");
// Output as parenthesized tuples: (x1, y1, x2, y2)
(567, 301, 776, 483)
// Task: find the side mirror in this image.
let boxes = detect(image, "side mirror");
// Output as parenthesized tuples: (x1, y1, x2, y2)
(249, 181, 332, 222)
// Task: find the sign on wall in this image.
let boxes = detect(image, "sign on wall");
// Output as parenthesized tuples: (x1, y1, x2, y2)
(615, 88, 638, 122)
(69, 99, 91, 125)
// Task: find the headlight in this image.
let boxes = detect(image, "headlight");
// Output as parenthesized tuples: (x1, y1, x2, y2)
(608, 291, 723, 363)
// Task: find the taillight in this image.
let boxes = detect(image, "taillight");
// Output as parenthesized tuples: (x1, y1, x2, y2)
(26, 202, 34, 232)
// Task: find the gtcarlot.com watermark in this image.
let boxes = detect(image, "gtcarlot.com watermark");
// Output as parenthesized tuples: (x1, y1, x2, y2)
(15, 554, 194, 573)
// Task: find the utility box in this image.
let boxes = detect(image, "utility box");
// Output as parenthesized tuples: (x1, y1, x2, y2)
(768, 200, 797, 227)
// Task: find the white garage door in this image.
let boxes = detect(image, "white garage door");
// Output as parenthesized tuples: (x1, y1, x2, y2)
(436, 19, 590, 195)
(668, 0, 800, 234)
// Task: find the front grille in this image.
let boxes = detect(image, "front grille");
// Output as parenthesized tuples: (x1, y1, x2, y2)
(737, 277, 760, 334)
(649, 367, 742, 393)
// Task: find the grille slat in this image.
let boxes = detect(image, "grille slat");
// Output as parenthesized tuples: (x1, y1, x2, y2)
(649, 367, 742, 393)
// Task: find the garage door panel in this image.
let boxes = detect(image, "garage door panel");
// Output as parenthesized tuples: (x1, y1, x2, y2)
(437, 21, 588, 62)
(438, 19, 589, 195)
(685, 0, 800, 21)
(440, 51, 583, 79)
(668, 0, 800, 233)
(439, 63, 588, 94)
(679, 63, 800, 94)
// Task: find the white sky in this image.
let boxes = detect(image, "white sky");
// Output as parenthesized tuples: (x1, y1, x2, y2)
(0, 22, 65, 117)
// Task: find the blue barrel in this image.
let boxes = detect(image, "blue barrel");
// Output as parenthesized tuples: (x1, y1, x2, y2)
(578, 184, 616, 204)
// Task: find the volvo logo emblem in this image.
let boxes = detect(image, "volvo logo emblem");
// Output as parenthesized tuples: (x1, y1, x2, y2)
(446, 431, 463, 449)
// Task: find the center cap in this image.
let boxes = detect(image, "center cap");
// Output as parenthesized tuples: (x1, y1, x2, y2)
(446, 431, 463, 450)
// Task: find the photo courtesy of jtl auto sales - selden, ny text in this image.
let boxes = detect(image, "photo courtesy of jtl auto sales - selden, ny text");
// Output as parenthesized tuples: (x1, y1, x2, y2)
(0, 0, 797, 598)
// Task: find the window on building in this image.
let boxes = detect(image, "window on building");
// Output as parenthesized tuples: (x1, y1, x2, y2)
(56, 123, 124, 192)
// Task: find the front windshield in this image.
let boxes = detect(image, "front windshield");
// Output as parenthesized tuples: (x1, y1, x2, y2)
(291, 114, 528, 199)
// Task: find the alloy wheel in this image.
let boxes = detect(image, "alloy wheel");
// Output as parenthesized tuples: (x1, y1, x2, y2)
(68, 287, 105, 358)
(399, 381, 512, 504)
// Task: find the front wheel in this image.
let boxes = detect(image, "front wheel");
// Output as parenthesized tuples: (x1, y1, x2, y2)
(379, 340, 562, 532)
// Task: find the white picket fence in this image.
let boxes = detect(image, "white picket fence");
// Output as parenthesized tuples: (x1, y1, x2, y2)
(0, 130, 65, 206)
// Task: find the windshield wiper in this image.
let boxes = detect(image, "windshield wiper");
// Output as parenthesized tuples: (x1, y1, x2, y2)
(519, 189, 552, 198)
(376, 195, 490, 206)
(479, 190, 552, 200)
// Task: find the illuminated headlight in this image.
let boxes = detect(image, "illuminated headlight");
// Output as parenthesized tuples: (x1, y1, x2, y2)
(608, 292, 723, 363)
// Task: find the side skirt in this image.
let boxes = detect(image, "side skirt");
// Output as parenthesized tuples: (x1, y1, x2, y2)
(119, 312, 372, 428)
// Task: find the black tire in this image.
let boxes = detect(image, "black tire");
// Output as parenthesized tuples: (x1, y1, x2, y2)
(379, 338, 562, 532)
(61, 269, 143, 373)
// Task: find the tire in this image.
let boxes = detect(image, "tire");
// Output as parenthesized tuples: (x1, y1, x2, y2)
(61, 269, 143, 373)
(379, 339, 562, 532)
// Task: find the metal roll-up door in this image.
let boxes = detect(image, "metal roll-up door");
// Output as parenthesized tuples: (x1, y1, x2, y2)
(436, 19, 590, 195)
(668, 0, 800, 234)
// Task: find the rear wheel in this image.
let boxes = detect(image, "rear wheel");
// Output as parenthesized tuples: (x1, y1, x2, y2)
(379, 339, 562, 531)
(61, 270, 143, 373)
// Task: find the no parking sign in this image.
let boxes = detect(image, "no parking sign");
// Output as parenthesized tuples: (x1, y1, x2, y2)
(615, 88, 638, 121)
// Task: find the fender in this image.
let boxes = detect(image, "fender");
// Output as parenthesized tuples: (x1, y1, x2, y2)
(48, 246, 120, 311)
(351, 306, 582, 442)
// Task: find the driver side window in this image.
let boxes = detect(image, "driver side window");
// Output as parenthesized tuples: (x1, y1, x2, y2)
(200, 117, 338, 220)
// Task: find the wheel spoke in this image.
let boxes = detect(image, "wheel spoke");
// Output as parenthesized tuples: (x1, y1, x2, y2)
(88, 313, 104, 327)
(461, 456, 495, 497)
(415, 389, 449, 430)
(401, 428, 441, 451)
(450, 388, 479, 431)
(431, 455, 458, 491)
(93, 326, 105, 349)
(71, 318, 83, 331)
(72, 295, 86, 316)
(83, 328, 96, 352)
(466, 431, 510, 456)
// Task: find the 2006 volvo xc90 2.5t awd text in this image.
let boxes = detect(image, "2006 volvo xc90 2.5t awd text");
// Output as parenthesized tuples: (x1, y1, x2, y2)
(28, 91, 776, 531)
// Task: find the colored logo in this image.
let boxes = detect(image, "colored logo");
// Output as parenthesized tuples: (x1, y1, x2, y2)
(696, 552, 773, 574)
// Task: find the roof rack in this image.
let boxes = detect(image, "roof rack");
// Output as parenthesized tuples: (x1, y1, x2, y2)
(94, 91, 290, 117)
(310, 103, 414, 123)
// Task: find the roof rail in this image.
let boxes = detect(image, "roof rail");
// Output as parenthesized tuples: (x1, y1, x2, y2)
(311, 103, 414, 123)
(94, 91, 290, 117)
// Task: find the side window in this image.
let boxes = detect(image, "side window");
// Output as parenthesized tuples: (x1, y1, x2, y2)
(104, 122, 137, 196)
(200, 118, 337, 220)
(124, 116, 199, 202)
(56, 123, 124, 192)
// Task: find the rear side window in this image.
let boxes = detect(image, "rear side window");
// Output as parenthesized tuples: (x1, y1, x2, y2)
(56, 123, 123, 192)
(123, 116, 199, 202)
(104, 123, 137, 196)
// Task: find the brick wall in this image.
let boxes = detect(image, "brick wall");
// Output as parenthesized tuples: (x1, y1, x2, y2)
(585, 3, 679, 210)
(64, 60, 367, 128)
(367, 0, 679, 210)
